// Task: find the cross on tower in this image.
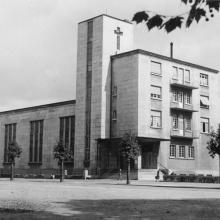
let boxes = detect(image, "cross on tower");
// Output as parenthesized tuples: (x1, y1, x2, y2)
(114, 27, 123, 50)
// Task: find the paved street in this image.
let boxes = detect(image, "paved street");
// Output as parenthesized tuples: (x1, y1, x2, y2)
(0, 179, 220, 219)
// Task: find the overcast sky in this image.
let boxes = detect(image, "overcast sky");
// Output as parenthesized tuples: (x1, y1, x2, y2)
(0, 0, 219, 111)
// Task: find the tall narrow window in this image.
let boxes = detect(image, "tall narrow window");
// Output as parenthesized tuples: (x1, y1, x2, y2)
(4, 123, 16, 163)
(178, 68, 184, 83)
(172, 114, 178, 129)
(173, 90, 178, 102)
(188, 146, 195, 158)
(151, 110, 161, 128)
(29, 120, 44, 164)
(184, 70, 190, 82)
(200, 117, 209, 133)
(185, 117, 192, 131)
(150, 85, 162, 99)
(151, 61, 161, 75)
(172, 66, 178, 79)
(179, 145, 185, 158)
(112, 110, 117, 120)
(170, 145, 176, 158)
(59, 116, 75, 153)
(185, 92, 191, 105)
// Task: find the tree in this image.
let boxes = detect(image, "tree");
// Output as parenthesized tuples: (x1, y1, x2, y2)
(119, 132, 140, 184)
(53, 141, 74, 182)
(133, 0, 220, 33)
(7, 141, 22, 181)
(207, 127, 220, 179)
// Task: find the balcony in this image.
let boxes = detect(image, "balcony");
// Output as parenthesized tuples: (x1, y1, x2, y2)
(170, 79, 198, 90)
(170, 101, 198, 112)
(170, 129, 199, 139)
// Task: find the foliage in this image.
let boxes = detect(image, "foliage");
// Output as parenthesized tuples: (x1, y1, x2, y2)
(207, 128, 220, 158)
(7, 141, 22, 163)
(132, 0, 220, 33)
(53, 141, 74, 162)
(119, 132, 140, 161)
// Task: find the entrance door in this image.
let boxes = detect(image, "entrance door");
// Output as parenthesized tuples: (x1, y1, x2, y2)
(141, 143, 158, 169)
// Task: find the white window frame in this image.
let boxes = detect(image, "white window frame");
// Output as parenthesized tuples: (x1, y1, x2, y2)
(185, 92, 191, 105)
(172, 114, 178, 129)
(179, 145, 186, 158)
(200, 73, 208, 86)
(170, 145, 176, 158)
(150, 110, 162, 128)
(150, 85, 162, 100)
(188, 146, 195, 159)
(200, 95, 209, 109)
(185, 117, 192, 131)
(151, 61, 162, 76)
(200, 117, 209, 133)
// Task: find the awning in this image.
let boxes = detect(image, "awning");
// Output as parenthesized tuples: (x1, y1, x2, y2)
(200, 96, 209, 106)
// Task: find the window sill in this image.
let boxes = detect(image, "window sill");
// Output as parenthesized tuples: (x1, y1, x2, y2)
(200, 85, 209, 88)
(151, 72, 162, 77)
(169, 157, 195, 160)
(200, 106, 209, 109)
(150, 126, 162, 129)
(200, 132, 210, 135)
(151, 97, 162, 101)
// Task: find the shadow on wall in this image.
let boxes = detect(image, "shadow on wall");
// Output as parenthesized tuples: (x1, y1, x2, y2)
(2, 199, 220, 219)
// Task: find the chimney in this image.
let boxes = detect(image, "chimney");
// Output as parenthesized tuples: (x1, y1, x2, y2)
(170, 42, 173, 58)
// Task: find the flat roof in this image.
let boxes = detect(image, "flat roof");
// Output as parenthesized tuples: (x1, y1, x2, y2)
(111, 49, 219, 74)
(0, 100, 76, 115)
(78, 14, 132, 24)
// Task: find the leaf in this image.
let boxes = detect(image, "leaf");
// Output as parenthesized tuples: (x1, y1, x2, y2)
(195, 8, 206, 22)
(132, 11, 149, 24)
(146, 15, 163, 30)
(186, 6, 196, 27)
(163, 16, 184, 33)
(181, 0, 188, 4)
(206, 0, 220, 11)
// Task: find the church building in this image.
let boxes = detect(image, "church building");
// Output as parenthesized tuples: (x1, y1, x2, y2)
(0, 14, 220, 179)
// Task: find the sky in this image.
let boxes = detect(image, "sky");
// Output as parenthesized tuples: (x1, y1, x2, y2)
(0, 0, 220, 111)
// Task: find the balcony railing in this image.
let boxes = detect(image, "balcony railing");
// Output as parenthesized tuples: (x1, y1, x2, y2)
(170, 129, 199, 139)
(170, 79, 198, 89)
(170, 101, 198, 112)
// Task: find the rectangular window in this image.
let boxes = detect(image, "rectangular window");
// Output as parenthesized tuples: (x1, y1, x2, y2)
(151, 110, 161, 128)
(29, 120, 44, 163)
(200, 73, 208, 86)
(112, 110, 117, 120)
(173, 90, 178, 102)
(188, 146, 195, 158)
(200, 95, 209, 109)
(60, 116, 75, 153)
(170, 145, 176, 158)
(151, 61, 161, 75)
(185, 117, 192, 131)
(184, 70, 190, 82)
(172, 114, 178, 129)
(200, 117, 209, 133)
(178, 91, 183, 103)
(150, 85, 162, 99)
(172, 66, 178, 79)
(4, 123, 16, 163)
(178, 68, 184, 83)
(185, 92, 191, 105)
(179, 145, 185, 158)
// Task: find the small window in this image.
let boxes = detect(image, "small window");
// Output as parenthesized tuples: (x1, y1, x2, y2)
(151, 61, 161, 75)
(184, 70, 190, 82)
(200, 73, 208, 86)
(151, 85, 162, 99)
(200, 95, 209, 109)
(170, 145, 176, 158)
(173, 90, 178, 102)
(185, 117, 191, 131)
(188, 146, 195, 159)
(172, 67, 178, 79)
(112, 85, 117, 97)
(178, 92, 183, 103)
(185, 93, 191, 105)
(178, 68, 184, 83)
(179, 145, 185, 158)
(200, 117, 209, 133)
(172, 114, 178, 129)
(150, 110, 161, 128)
(112, 110, 117, 120)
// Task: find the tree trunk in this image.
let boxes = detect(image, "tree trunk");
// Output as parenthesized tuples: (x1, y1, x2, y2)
(219, 155, 220, 183)
(10, 162, 14, 181)
(126, 158, 130, 185)
(60, 160, 64, 182)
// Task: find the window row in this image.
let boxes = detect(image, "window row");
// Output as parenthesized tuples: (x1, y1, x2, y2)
(172, 114, 192, 130)
(172, 90, 192, 105)
(172, 66, 190, 83)
(170, 145, 195, 159)
(3, 116, 75, 164)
